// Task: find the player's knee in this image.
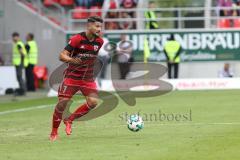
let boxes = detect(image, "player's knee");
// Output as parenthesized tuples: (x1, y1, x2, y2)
(87, 97, 98, 108)
(58, 97, 71, 104)
(57, 98, 71, 111)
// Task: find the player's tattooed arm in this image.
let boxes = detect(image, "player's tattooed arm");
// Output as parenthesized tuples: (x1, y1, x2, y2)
(59, 49, 82, 65)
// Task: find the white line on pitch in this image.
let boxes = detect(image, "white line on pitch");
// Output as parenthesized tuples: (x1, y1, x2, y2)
(0, 104, 53, 115)
(0, 93, 121, 116)
(0, 100, 84, 116)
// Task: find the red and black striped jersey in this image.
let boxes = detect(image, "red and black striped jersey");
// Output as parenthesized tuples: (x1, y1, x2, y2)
(64, 32, 104, 82)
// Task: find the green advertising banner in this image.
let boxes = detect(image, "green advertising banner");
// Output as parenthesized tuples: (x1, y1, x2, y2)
(66, 30, 240, 62)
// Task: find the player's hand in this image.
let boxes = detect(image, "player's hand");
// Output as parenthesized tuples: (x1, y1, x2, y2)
(69, 58, 82, 65)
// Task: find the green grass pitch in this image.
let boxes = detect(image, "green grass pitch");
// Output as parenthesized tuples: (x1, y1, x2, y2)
(0, 90, 240, 160)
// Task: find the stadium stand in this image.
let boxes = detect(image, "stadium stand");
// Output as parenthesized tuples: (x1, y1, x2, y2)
(233, 18, 240, 28)
(59, 0, 74, 6)
(217, 18, 231, 28)
(216, 0, 240, 28)
(89, 6, 102, 17)
(17, 0, 240, 31)
(44, 0, 60, 6)
(72, 6, 88, 19)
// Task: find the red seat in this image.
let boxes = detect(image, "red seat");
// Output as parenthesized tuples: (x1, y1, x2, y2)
(89, 6, 102, 17)
(72, 6, 88, 19)
(233, 19, 240, 28)
(217, 19, 231, 28)
(59, 0, 74, 6)
(44, 0, 60, 6)
(33, 66, 48, 89)
(109, 0, 117, 9)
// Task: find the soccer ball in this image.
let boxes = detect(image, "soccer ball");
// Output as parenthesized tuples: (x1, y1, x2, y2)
(127, 114, 144, 132)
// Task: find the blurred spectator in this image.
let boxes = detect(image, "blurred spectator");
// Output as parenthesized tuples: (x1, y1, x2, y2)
(76, 0, 90, 8)
(102, 0, 119, 15)
(232, 0, 240, 16)
(218, 63, 234, 77)
(119, 0, 138, 8)
(145, 1, 159, 29)
(233, 0, 240, 5)
(75, 0, 84, 7)
(119, 0, 138, 17)
(25, 33, 38, 92)
(164, 34, 181, 79)
(119, 0, 138, 29)
(76, 0, 104, 8)
(98, 37, 110, 85)
(91, 0, 104, 7)
(104, 0, 119, 30)
(105, 20, 119, 30)
(217, 0, 240, 28)
(218, 0, 233, 16)
(117, 34, 133, 79)
(119, 12, 134, 29)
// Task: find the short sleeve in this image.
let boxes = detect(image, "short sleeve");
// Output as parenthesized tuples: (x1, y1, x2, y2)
(68, 35, 80, 48)
(64, 34, 81, 52)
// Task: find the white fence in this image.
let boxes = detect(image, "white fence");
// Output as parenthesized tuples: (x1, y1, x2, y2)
(67, 6, 240, 31)
(15, 1, 240, 31)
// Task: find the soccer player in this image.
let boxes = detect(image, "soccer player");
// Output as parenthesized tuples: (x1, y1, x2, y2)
(50, 16, 104, 141)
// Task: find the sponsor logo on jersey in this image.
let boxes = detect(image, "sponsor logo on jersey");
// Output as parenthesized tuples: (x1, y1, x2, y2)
(94, 45, 99, 51)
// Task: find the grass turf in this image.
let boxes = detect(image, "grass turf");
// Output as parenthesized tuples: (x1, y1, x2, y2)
(0, 90, 239, 160)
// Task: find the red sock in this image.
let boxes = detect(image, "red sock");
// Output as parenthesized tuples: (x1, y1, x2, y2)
(52, 108, 63, 131)
(68, 103, 92, 122)
(51, 127, 58, 135)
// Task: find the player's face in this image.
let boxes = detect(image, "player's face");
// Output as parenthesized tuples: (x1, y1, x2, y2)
(89, 22, 102, 37)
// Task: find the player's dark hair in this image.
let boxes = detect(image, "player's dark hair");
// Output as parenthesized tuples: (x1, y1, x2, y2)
(87, 16, 103, 23)
(28, 33, 34, 40)
(12, 32, 19, 37)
